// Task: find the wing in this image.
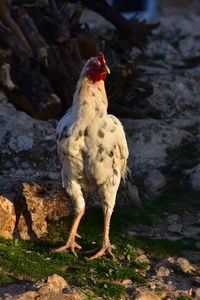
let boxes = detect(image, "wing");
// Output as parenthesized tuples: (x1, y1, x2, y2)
(107, 115, 129, 177)
(82, 113, 129, 186)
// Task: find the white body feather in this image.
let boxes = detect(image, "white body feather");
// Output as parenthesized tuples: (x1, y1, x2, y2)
(56, 67, 129, 215)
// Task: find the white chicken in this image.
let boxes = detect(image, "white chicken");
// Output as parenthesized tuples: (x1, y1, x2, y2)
(55, 52, 129, 259)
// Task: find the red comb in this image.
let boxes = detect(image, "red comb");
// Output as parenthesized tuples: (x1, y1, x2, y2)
(98, 52, 105, 64)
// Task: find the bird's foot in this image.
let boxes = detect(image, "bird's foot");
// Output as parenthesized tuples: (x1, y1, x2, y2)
(85, 245, 116, 260)
(51, 233, 82, 257)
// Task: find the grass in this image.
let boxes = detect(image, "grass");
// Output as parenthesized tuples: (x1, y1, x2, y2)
(179, 295, 192, 300)
(161, 140, 200, 182)
(0, 186, 199, 298)
(0, 208, 148, 298)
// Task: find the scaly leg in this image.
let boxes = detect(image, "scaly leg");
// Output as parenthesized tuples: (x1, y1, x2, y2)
(86, 211, 115, 260)
(52, 208, 84, 257)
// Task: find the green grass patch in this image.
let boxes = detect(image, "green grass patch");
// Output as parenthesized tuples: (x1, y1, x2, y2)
(0, 273, 16, 285)
(161, 140, 200, 182)
(0, 211, 148, 299)
(179, 295, 192, 300)
(142, 186, 200, 214)
(131, 236, 198, 258)
(0, 185, 199, 297)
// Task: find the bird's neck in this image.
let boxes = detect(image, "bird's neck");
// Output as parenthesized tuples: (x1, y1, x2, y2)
(66, 77, 108, 137)
(74, 77, 108, 109)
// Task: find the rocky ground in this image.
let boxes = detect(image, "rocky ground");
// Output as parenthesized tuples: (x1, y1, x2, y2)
(1, 2, 200, 300)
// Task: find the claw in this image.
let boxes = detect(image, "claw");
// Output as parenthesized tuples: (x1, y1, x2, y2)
(75, 233, 82, 238)
(85, 246, 116, 260)
(51, 240, 82, 256)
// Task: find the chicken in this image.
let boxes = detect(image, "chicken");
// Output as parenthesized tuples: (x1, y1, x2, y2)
(54, 52, 129, 259)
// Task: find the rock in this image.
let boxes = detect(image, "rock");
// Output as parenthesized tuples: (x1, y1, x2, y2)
(182, 226, 200, 238)
(185, 163, 200, 191)
(0, 96, 60, 182)
(121, 279, 133, 287)
(136, 255, 150, 264)
(35, 274, 69, 294)
(0, 196, 16, 239)
(126, 182, 141, 206)
(12, 291, 36, 300)
(146, 70, 200, 119)
(168, 224, 183, 233)
(156, 266, 171, 277)
(179, 35, 200, 59)
(175, 257, 195, 274)
(194, 277, 200, 285)
(0, 275, 87, 300)
(145, 39, 182, 68)
(9, 135, 33, 153)
(0, 63, 16, 91)
(166, 214, 179, 224)
(136, 291, 161, 300)
(123, 118, 192, 177)
(194, 288, 200, 299)
(0, 181, 72, 239)
(143, 169, 167, 195)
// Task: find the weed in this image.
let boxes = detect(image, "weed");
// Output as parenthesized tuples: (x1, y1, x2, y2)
(0, 274, 16, 285)
(179, 295, 192, 300)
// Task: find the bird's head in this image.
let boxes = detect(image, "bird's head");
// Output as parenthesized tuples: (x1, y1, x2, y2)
(85, 52, 110, 83)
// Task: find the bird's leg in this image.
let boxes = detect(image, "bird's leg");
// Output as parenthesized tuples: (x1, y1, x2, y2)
(52, 208, 84, 256)
(86, 210, 115, 260)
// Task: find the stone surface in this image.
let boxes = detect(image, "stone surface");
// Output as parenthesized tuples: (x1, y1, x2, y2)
(0, 196, 16, 239)
(136, 254, 150, 264)
(0, 274, 87, 300)
(136, 291, 161, 300)
(0, 95, 60, 182)
(145, 70, 200, 119)
(143, 169, 167, 195)
(124, 118, 192, 177)
(175, 257, 195, 274)
(156, 266, 171, 277)
(194, 288, 200, 299)
(0, 181, 72, 239)
(185, 163, 200, 191)
(34, 274, 69, 294)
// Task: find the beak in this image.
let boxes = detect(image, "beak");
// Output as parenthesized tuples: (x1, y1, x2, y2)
(104, 64, 110, 74)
